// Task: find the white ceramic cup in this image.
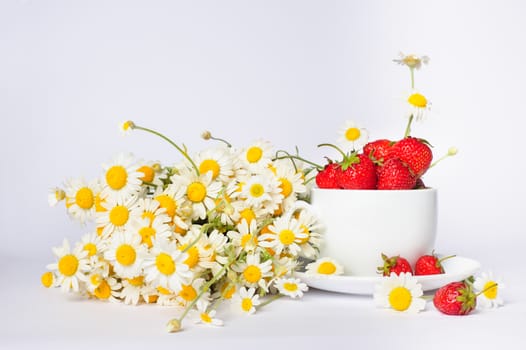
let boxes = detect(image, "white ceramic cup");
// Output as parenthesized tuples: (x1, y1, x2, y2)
(307, 188, 438, 276)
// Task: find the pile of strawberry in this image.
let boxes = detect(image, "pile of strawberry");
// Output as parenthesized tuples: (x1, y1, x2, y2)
(315, 137, 432, 190)
(379, 253, 487, 316)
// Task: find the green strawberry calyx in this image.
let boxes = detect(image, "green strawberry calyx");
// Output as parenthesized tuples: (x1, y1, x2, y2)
(317, 143, 360, 171)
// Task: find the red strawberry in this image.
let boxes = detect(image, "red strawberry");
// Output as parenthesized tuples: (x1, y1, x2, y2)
(315, 162, 341, 189)
(337, 153, 377, 189)
(433, 281, 477, 315)
(376, 158, 416, 190)
(414, 253, 455, 276)
(377, 253, 413, 276)
(391, 137, 433, 177)
(363, 139, 394, 162)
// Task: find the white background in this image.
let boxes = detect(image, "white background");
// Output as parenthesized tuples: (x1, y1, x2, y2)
(1, 0, 525, 349)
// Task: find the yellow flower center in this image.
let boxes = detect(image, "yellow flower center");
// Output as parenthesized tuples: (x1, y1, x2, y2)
(75, 187, 94, 209)
(200, 313, 212, 323)
(221, 284, 236, 299)
(156, 253, 176, 275)
(279, 229, 295, 245)
(83, 243, 97, 257)
(142, 211, 156, 225)
(241, 298, 253, 312)
(122, 120, 135, 131)
(137, 165, 155, 183)
(41, 272, 54, 288)
(483, 281, 498, 300)
(180, 245, 199, 268)
(127, 276, 144, 287)
(187, 182, 207, 203)
(246, 147, 263, 163)
(94, 280, 111, 300)
(58, 254, 79, 277)
(279, 178, 293, 198)
(90, 274, 102, 287)
(388, 286, 413, 311)
(408, 93, 428, 108)
(116, 244, 136, 266)
(317, 261, 336, 275)
(243, 265, 262, 283)
(403, 55, 420, 68)
(283, 282, 298, 292)
(157, 286, 173, 295)
(297, 225, 310, 244)
(179, 284, 197, 302)
(345, 127, 361, 142)
(139, 226, 156, 248)
(155, 195, 177, 218)
(239, 208, 256, 224)
(249, 184, 265, 198)
(106, 165, 128, 190)
(95, 194, 106, 212)
(109, 205, 130, 227)
(241, 234, 253, 248)
(199, 159, 221, 180)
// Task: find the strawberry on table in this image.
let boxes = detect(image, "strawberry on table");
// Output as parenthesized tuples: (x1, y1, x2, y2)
(433, 281, 477, 315)
(377, 253, 413, 276)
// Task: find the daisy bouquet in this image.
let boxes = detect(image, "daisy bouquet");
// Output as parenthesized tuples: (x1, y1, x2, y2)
(44, 123, 320, 331)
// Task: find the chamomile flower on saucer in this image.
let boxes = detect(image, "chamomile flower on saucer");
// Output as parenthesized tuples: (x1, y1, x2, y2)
(195, 299, 223, 327)
(374, 272, 426, 313)
(232, 253, 273, 290)
(238, 140, 273, 173)
(63, 178, 101, 224)
(305, 257, 344, 276)
(274, 277, 308, 299)
(143, 237, 193, 293)
(234, 287, 260, 315)
(101, 153, 143, 202)
(194, 146, 234, 183)
(171, 168, 222, 220)
(473, 271, 505, 309)
(47, 239, 90, 293)
(406, 90, 431, 121)
(48, 187, 65, 207)
(338, 120, 369, 151)
(96, 196, 139, 237)
(258, 216, 306, 256)
(104, 231, 147, 278)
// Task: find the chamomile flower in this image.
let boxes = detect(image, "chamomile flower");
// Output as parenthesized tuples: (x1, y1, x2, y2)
(41, 271, 56, 288)
(239, 173, 282, 211)
(373, 272, 426, 313)
(104, 231, 147, 278)
(79, 232, 106, 262)
(120, 275, 147, 305)
(227, 219, 259, 254)
(195, 299, 223, 327)
(63, 178, 101, 224)
(92, 277, 122, 303)
(176, 278, 207, 307)
(128, 216, 173, 248)
(238, 140, 273, 172)
(274, 277, 308, 298)
(171, 168, 222, 220)
(48, 187, 65, 207)
(473, 271, 505, 309)
(295, 209, 323, 259)
(135, 160, 167, 188)
(155, 286, 179, 306)
(406, 90, 431, 121)
(258, 216, 306, 256)
(153, 185, 188, 232)
(101, 153, 143, 202)
(143, 237, 193, 293)
(271, 159, 307, 209)
(234, 287, 260, 315)
(194, 146, 234, 183)
(198, 229, 229, 274)
(231, 201, 268, 225)
(46, 239, 90, 293)
(232, 253, 273, 290)
(96, 196, 139, 237)
(338, 120, 369, 151)
(120, 120, 135, 135)
(305, 257, 344, 276)
(175, 227, 204, 272)
(273, 256, 299, 278)
(393, 52, 429, 70)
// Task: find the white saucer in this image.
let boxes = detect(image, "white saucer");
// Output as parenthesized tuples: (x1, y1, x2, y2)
(296, 256, 481, 295)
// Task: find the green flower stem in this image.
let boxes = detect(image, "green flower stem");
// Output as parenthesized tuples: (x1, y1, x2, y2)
(403, 114, 414, 138)
(273, 155, 322, 170)
(172, 256, 236, 325)
(317, 143, 347, 159)
(410, 67, 415, 89)
(210, 135, 232, 148)
(257, 293, 283, 309)
(134, 125, 200, 176)
(182, 223, 213, 253)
